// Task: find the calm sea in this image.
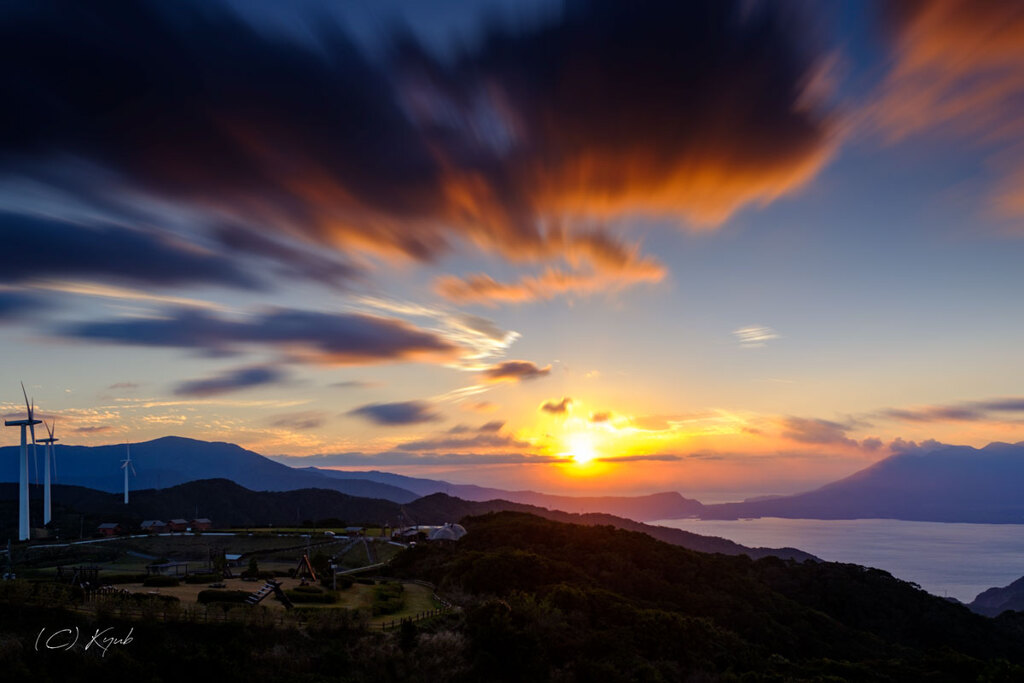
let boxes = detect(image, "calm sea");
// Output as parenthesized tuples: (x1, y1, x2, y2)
(652, 517, 1024, 603)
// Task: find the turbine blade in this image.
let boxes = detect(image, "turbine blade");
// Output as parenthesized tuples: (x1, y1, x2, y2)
(130, 462, 137, 476)
(21, 381, 29, 413)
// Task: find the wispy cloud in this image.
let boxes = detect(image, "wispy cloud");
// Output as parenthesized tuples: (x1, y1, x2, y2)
(732, 325, 780, 348)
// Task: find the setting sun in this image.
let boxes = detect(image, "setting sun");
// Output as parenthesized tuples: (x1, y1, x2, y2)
(566, 433, 598, 465)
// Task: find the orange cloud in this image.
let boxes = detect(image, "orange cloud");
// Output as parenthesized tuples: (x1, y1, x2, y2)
(874, 0, 1024, 216)
(2, 1, 837, 298)
(436, 258, 665, 306)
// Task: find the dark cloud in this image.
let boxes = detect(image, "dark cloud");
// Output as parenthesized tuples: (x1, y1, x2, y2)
(108, 382, 139, 390)
(685, 451, 726, 461)
(979, 398, 1024, 412)
(347, 400, 441, 426)
(882, 406, 984, 422)
(0, 290, 48, 321)
(879, 397, 1024, 424)
(480, 360, 551, 383)
(780, 416, 858, 447)
(540, 397, 573, 415)
(0, 213, 259, 289)
(331, 380, 375, 389)
(1, 0, 835, 298)
(72, 425, 114, 434)
(174, 365, 286, 397)
(397, 433, 531, 452)
(60, 307, 462, 365)
(267, 411, 328, 431)
(211, 224, 360, 289)
(589, 411, 611, 423)
(595, 454, 680, 463)
(447, 420, 505, 435)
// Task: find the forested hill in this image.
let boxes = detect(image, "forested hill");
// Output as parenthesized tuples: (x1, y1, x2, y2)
(390, 512, 1024, 681)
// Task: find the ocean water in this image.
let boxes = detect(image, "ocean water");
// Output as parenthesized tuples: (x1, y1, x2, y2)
(652, 517, 1024, 603)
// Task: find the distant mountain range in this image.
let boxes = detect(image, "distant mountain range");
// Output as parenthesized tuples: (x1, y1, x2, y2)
(0, 478, 814, 562)
(699, 441, 1024, 523)
(0, 436, 705, 522)
(305, 466, 705, 521)
(6, 435, 1024, 524)
(0, 436, 419, 503)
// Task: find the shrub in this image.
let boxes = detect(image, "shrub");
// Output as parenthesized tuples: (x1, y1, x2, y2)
(131, 593, 180, 605)
(292, 584, 324, 594)
(197, 589, 251, 605)
(100, 573, 150, 584)
(285, 589, 338, 604)
(371, 582, 405, 616)
(142, 575, 180, 587)
(185, 573, 222, 584)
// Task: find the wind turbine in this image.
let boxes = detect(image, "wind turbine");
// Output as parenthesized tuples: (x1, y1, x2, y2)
(121, 443, 136, 504)
(39, 420, 59, 526)
(4, 383, 41, 541)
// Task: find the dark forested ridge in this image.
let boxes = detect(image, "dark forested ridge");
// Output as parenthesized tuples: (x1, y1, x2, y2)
(2, 511, 1023, 681)
(389, 512, 1024, 681)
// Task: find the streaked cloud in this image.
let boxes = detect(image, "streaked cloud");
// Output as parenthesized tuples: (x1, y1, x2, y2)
(878, 396, 1024, 424)
(59, 307, 463, 366)
(272, 451, 570, 467)
(1, 0, 836, 301)
(396, 433, 532, 453)
(347, 400, 441, 426)
(873, 0, 1024, 216)
(267, 411, 328, 431)
(174, 365, 286, 397)
(0, 213, 260, 290)
(596, 453, 681, 463)
(732, 325, 780, 348)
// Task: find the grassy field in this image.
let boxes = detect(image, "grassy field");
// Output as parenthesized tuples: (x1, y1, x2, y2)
(113, 575, 438, 623)
(12, 533, 408, 585)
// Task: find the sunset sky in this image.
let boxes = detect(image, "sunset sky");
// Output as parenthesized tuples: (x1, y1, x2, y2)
(3, 0, 1024, 498)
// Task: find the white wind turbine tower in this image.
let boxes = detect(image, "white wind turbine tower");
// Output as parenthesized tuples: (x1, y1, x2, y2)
(121, 443, 136, 504)
(4, 382, 41, 541)
(39, 420, 59, 526)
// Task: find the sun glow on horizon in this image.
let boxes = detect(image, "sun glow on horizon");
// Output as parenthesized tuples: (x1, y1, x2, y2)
(565, 432, 598, 465)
